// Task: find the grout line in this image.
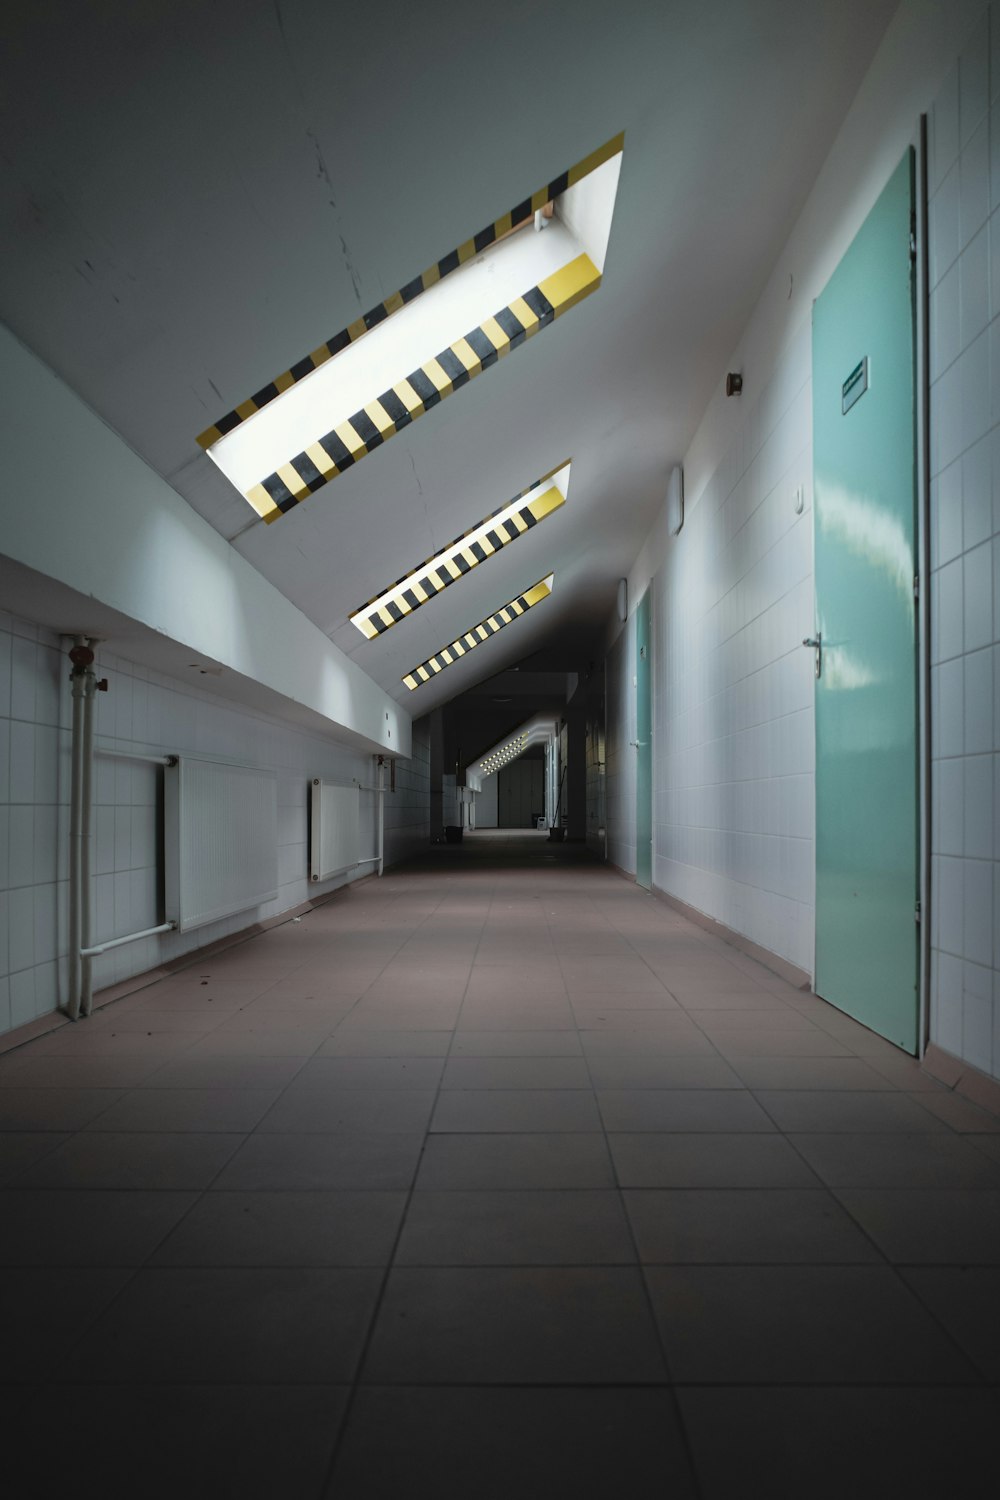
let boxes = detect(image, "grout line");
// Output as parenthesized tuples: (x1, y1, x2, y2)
(317, 875, 494, 1492)
(579, 908, 707, 1500)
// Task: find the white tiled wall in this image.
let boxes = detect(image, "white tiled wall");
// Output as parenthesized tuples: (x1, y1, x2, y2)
(600, 3, 1000, 1078)
(0, 613, 429, 1037)
(605, 624, 637, 875)
(928, 6, 1000, 1080)
(585, 705, 606, 858)
(384, 715, 431, 863)
(649, 324, 816, 973)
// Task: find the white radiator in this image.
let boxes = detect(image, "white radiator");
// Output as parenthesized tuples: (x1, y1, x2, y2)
(310, 779, 360, 882)
(165, 757, 278, 932)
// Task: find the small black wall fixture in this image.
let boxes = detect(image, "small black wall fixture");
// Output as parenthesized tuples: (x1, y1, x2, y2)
(726, 372, 743, 396)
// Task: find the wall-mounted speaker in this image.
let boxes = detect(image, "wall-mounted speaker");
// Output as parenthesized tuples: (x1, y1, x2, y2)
(667, 465, 684, 536)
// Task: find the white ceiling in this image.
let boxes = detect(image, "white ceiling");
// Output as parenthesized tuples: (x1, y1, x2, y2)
(0, 0, 898, 718)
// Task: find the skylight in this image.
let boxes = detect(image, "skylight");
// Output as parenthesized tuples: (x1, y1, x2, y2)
(350, 461, 570, 640)
(198, 136, 622, 522)
(402, 574, 554, 691)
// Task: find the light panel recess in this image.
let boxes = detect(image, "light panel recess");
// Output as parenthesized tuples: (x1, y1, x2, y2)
(199, 136, 622, 522)
(402, 575, 554, 691)
(350, 462, 570, 640)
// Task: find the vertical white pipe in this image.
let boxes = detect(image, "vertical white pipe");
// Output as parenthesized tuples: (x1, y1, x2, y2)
(80, 669, 97, 1016)
(66, 648, 86, 1021)
(377, 758, 385, 877)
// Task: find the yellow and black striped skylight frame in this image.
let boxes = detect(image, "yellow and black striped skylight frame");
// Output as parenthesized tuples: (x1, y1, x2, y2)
(350, 463, 568, 641)
(198, 134, 622, 523)
(402, 575, 554, 691)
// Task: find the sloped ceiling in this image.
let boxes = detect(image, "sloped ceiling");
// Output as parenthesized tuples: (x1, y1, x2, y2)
(0, 0, 898, 719)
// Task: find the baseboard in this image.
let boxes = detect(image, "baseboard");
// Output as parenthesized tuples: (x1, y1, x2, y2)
(608, 861, 637, 884)
(607, 862, 812, 991)
(922, 1043, 1000, 1118)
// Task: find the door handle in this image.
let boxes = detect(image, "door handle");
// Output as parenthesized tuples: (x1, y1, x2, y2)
(629, 740, 647, 748)
(802, 634, 822, 679)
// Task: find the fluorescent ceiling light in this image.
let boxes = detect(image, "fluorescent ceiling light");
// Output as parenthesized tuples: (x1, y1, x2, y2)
(480, 732, 528, 773)
(198, 136, 623, 522)
(350, 461, 570, 640)
(402, 574, 554, 691)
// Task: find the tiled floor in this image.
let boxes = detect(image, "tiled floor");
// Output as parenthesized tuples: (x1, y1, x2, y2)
(2, 830, 999, 1497)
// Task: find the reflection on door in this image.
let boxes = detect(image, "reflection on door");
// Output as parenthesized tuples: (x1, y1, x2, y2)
(812, 149, 919, 1053)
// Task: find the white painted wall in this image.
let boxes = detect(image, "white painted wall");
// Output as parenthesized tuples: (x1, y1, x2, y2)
(476, 772, 499, 828)
(604, 0, 999, 1079)
(0, 323, 409, 760)
(0, 611, 429, 1036)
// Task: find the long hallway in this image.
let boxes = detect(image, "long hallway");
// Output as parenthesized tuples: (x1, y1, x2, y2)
(1, 833, 998, 1496)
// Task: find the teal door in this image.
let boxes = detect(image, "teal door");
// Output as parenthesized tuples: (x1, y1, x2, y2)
(635, 588, 652, 889)
(812, 149, 918, 1053)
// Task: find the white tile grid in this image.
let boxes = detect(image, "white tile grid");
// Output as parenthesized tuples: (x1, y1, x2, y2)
(605, 623, 636, 875)
(929, 8, 1000, 1080)
(0, 621, 425, 1036)
(648, 320, 814, 973)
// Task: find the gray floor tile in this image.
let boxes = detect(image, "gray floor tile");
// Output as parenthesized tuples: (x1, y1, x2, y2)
(19, 1132, 244, 1190)
(597, 1089, 775, 1132)
(448, 1031, 582, 1056)
(64, 1268, 381, 1383)
(363, 1267, 666, 1384)
(415, 1134, 615, 1191)
(151, 1190, 406, 1266)
(319, 1031, 452, 1056)
(969, 1133, 1000, 1163)
(753, 1090, 952, 1133)
(587, 1056, 743, 1089)
(671, 990, 791, 1011)
(905, 1089, 1000, 1132)
(646, 1265, 976, 1382)
(430, 1089, 601, 1133)
(257, 1086, 436, 1134)
(213, 1132, 424, 1190)
(901, 1266, 1000, 1378)
(441, 1056, 591, 1090)
(293, 1056, 445, 1090)
(789, 1132, 1000, 1188)
(678, 1387, 1000, 1500)
(712, 1031, 854, 1057)
(19, 1385, 348, 1500)
(137, 1055, 308, 1090)
(0, 1088, 123, 1131)
(185, 1029, 329, 1056)
(0, 1054, 162, 1088)
(0, 1269, 131, 1382)
(339, 1008, 460, 1032)
(579, 1026, 715, 1056)
(624, 1188, 880, 1263)
(83, 1087, 280, 1134)
(728, 1056, 898, 1090)
(0, 1189, 198, 1266)
(456, 1006, 577, 1032)
(396, 1189, 635, 1265)
(571, 1007, 701, 1032)
(609, 1133, 818, 1188)
(0, 1133, 69, 1186)
(327, 1386, 697, 1499)
(834, 1189, 1000, 1263)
